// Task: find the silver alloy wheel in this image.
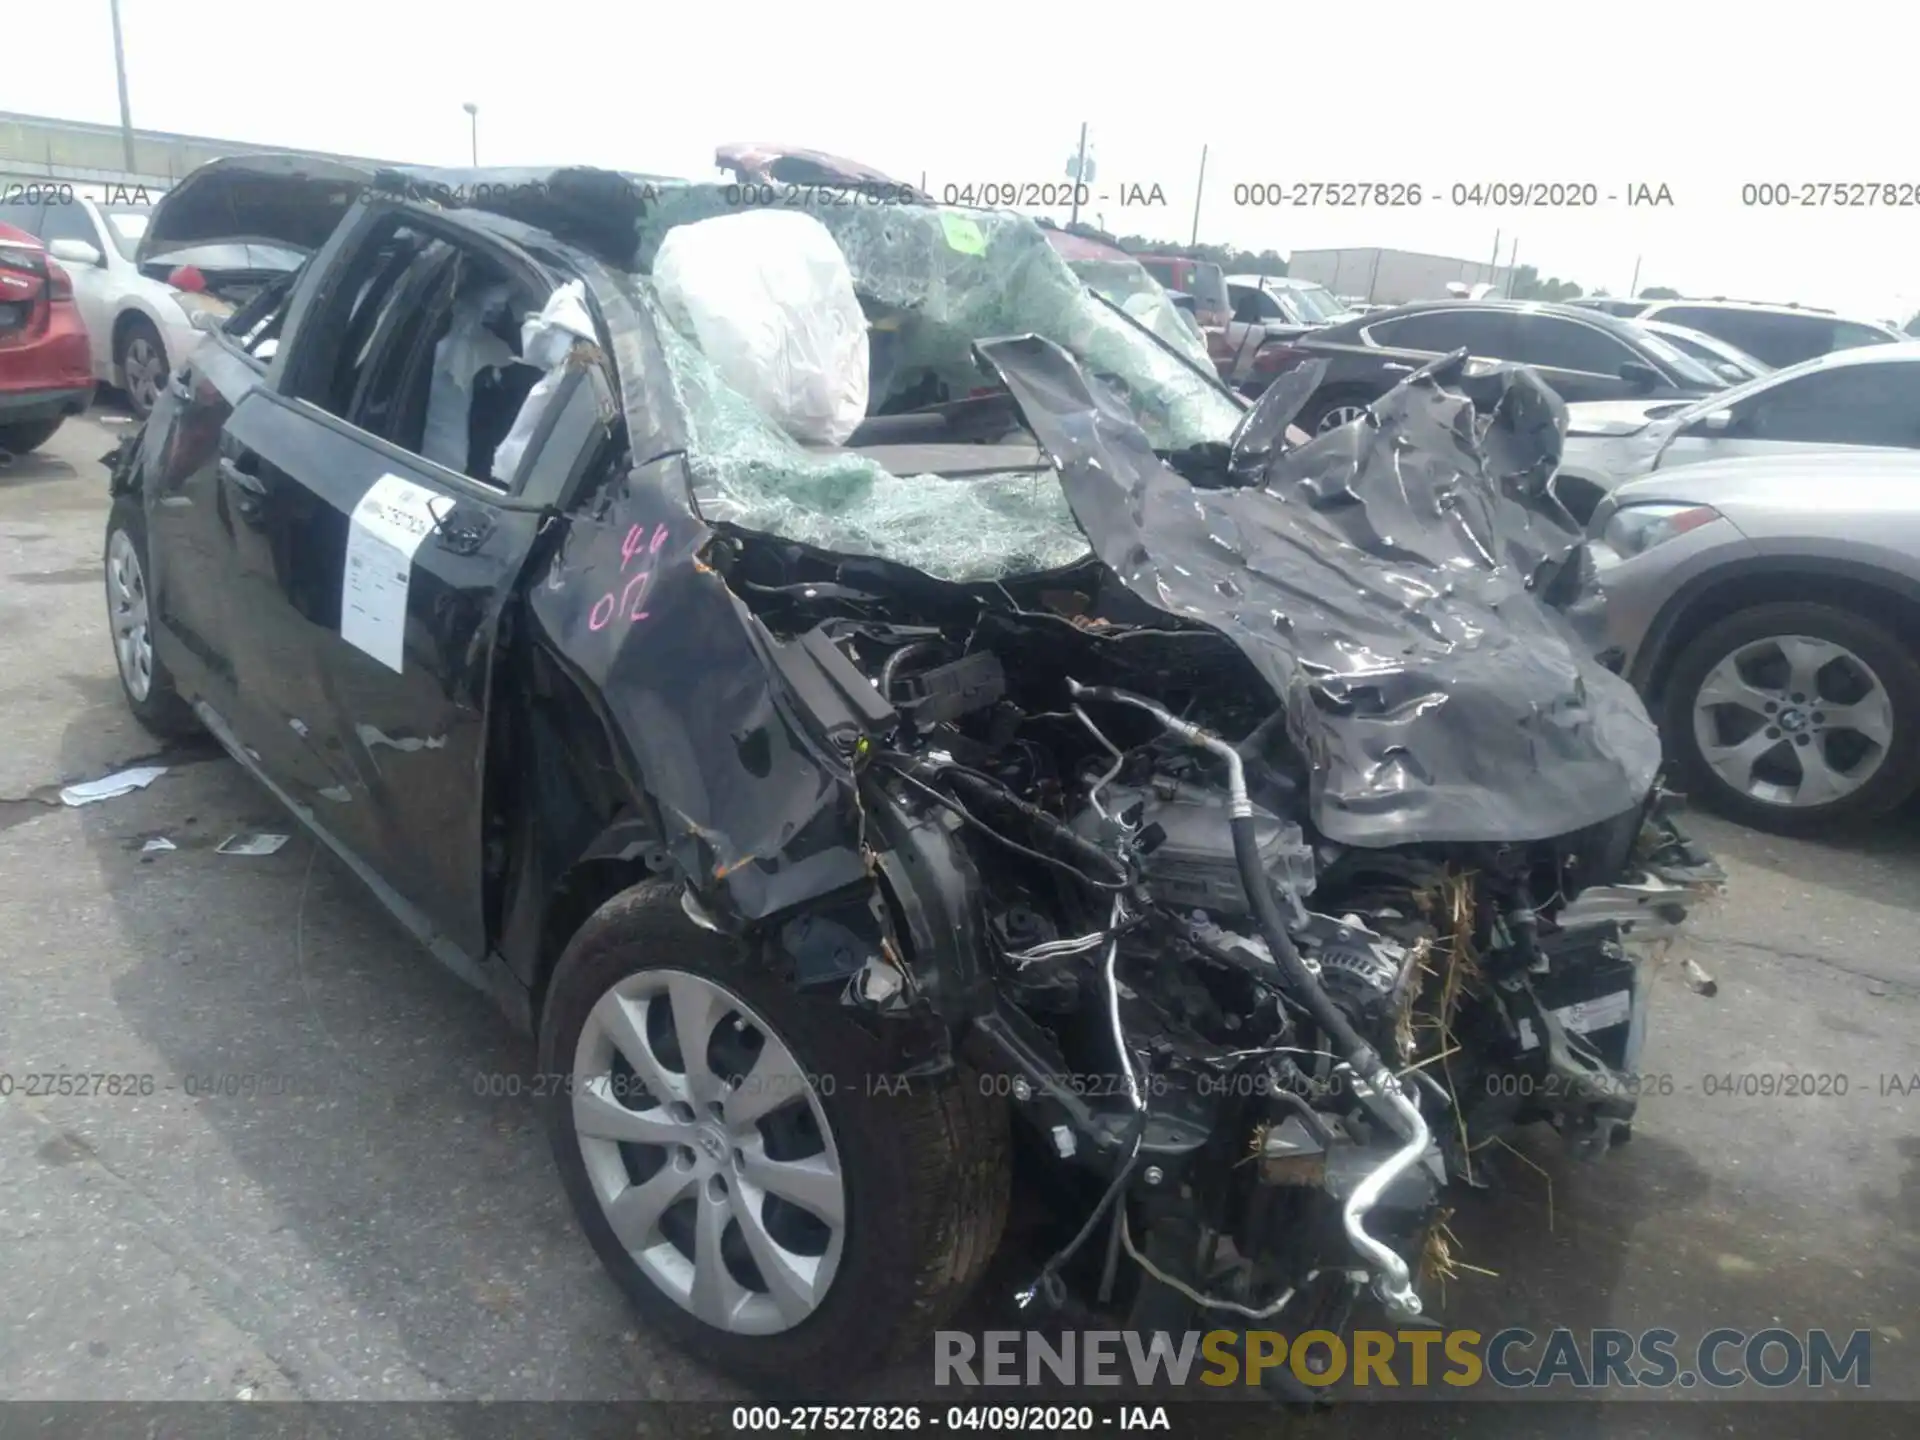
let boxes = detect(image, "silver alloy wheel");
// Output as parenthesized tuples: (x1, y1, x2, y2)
(106, 528, 153, 702)
(1692, 633, 1894, 808)
(122, 332, 167, 414)
(571, 968, 846, 1336)
(1316, 402, 1369, 432)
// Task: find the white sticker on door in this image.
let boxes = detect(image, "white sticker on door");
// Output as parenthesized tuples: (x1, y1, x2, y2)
(341, 473, 451, 674)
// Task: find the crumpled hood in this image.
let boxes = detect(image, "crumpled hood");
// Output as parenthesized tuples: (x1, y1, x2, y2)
(977, 336, 1663, 847)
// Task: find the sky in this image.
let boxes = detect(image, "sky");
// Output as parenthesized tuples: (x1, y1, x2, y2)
(13, 0, 1919, 324)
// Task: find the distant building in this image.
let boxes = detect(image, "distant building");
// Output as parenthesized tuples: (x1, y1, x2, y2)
(0, 109, 396, 192)
(1287, 247, 1512, 306)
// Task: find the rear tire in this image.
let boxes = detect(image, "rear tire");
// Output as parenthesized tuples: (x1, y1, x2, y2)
(538, 880, 1010, 1390)
(1661, 601, 1920, 833)
(104, 495, 198, 740)
(0, 418, 62, 454)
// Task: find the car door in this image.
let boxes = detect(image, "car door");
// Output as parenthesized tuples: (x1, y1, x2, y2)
(1655, 360, 1920, 474)
(212, 204, 569, 965)
(1499, 313, 1651, 403)
(134, 310, 280, 728)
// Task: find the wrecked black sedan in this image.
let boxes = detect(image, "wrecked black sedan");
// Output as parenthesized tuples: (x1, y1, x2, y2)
(103, 154, 1719, 1389)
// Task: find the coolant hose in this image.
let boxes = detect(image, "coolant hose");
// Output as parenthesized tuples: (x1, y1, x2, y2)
(1228, 815, 1382, 1079)
(1067, 680, 1425, 1316)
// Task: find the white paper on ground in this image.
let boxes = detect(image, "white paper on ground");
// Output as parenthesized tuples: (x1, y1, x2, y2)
(341, 473, 452, 673)
(217, 833, 290, 856)
(59, 765, 168, 806)
(141, 837, 177, 852)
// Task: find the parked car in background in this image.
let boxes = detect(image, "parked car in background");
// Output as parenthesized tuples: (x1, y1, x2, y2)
(1568, 298, 1651, 318)
(1227, 275, 1357, 327)
(1569, 297, 1902, 370)
(1261, 299, 1725, 434)
(1040, 227, 1210, 362)
(1221, 276, 1363, 393)
(1132, 255, 1231, 363)
(1590, 450, 1920, 831)
(0, 190, 309, 418)
(1555, 344, 1920, 522)
(1641, 320, 1771, 385)
(0, 220, 91, 455)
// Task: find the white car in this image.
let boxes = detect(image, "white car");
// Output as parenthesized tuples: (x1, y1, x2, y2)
(0, 191, 305, 416)
(1553, 342, 1920, 521)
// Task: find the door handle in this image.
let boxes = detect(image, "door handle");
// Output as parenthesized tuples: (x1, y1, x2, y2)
(218, 457, 266, 495)
(1382, 362, 1414, 373)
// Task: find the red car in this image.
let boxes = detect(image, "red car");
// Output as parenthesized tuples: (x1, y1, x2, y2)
(0, 220, 91, 456)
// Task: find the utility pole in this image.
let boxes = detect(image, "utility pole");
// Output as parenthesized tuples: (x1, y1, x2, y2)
(1189, 144, 1208, 247)
(1505, 235, 1520, 297)
(109, 0, 136, 174)
(1628, 254, 1642, 299)
(1487, 229, 1501, 288)
(1068, 123, 1089, 228)
(463, 102, 479, 166)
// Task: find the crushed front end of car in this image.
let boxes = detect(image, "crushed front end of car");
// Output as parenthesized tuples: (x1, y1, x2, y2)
(495, 180, 1721, 1368)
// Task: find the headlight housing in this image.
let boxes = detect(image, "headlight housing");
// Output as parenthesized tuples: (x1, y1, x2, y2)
(1599, 502, 1721, 557)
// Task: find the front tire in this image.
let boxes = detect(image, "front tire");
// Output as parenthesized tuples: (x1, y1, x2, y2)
(104, 495, 197, 740)
(1661, 601, 1920, 832)
(538, 881, 1010, 1389)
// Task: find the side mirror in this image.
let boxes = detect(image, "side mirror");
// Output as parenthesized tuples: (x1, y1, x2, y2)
(1698, 408, 1734, 432)
(47, 238, 104, 269)
(1715, 362, 1746, 385)
(1619, 360, 1663, 392)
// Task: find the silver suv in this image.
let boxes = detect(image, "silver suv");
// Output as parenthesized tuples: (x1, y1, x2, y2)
(1567, 298, 1902, 370)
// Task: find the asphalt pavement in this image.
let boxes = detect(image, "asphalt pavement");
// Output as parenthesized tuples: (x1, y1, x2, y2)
(1, 407, 1915, 1438)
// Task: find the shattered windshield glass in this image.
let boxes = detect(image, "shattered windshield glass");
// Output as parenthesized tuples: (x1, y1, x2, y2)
(627, 187, 1242, 583)
(1057, 258, 1215, 367)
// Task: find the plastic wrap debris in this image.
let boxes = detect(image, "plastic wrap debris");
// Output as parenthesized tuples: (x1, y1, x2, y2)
(217, 833, 290, 856)
(60, 765, 167, 806)
(492, 279, 599, 486)
(422, 283, 521, 473)
(621, 188, 1243, 581)
(652, 209, 869, 447)
(977, 334, 1663, 847)
(141, 837, 176, 852)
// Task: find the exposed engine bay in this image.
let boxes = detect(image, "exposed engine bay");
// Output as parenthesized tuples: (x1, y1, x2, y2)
(499, 180, 1726, 1349)
(686, 359, 1722, 1343)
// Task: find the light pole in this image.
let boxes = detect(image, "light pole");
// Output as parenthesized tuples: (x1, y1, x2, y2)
(462, 102, 479, 167)
(109, 0, 136, 173)
(1067, 123, 1089, 228)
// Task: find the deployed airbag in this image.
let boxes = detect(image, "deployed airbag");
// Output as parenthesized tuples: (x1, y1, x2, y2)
(652, 210, 869, 446)
(423, 283, 520, 473)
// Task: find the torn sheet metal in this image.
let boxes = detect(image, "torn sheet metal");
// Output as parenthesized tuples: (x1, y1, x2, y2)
(60, 765, 167, 806)
(525, 250, 872, 920)
(341, 474, 451, 673)
(976, 335, 1662, 847)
